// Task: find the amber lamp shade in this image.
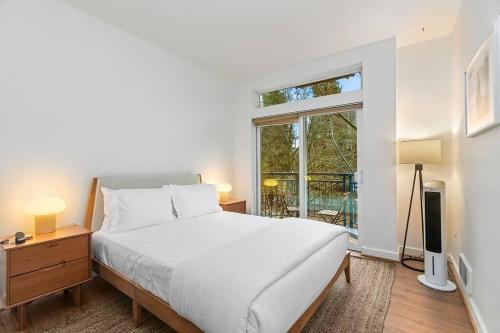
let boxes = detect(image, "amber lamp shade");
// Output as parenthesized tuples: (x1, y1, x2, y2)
(217, 183, 232, 202)
(24, 197, 66, 234)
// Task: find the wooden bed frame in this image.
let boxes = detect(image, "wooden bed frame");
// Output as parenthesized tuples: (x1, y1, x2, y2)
(84, 177, 351, 333)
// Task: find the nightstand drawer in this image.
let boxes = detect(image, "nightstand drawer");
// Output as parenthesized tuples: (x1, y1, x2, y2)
(9, 236, 88, 277)
(9, 257, 89, 304)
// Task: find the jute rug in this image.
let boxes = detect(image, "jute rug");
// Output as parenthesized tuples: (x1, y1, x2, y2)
(45, 257, 394, 333)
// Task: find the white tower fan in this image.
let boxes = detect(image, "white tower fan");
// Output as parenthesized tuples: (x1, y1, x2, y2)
(417, 181, 456, 291)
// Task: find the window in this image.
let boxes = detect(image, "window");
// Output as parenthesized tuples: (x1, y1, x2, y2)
(258, 71, 362, 108)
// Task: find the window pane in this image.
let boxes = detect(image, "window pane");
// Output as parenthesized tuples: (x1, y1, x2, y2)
(259, 123, 299, 218)
(259, 71, 361, 108)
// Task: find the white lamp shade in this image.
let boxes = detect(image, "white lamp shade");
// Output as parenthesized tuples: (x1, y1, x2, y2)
(24, 196, 66, 216)
(217, 182, 232, 193)
(399, 139, 442, 164)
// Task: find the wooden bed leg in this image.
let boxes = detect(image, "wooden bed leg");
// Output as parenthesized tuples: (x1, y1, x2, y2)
(132, 299, 143, 328)
(344, 252, 351, 283)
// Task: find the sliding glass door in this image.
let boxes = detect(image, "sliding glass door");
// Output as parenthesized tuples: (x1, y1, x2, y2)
(304, 111, 359, 244)
(257, 109, 360, 248)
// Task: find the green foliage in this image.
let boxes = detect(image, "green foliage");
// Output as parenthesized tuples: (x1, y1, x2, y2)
(259, 73, 357, 107)
(260, 124, 299, 172)
(260, 90, 288, 108)
(310, 77, 342, 97)
(307, 78, 356, 173)
(259, 74, 357, 174)
(306, 112, 357, 173)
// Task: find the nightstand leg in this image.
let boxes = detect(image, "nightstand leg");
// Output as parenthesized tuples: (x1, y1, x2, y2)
(73, 285, 82, 307)
(132, 300, 142, 327)
(16, 304, 27, 331)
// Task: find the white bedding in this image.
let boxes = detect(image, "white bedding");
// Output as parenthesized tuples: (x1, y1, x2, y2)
(93, 211, 349, 332)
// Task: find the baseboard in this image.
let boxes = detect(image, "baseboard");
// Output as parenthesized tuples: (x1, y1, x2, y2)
(361, 246, 399, 261)
(398, 245, 423, 257)
(447, 254, 487, 333)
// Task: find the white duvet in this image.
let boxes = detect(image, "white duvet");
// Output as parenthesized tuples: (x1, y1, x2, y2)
(93, 212, 348, 333)
(168, 217, 347, 333)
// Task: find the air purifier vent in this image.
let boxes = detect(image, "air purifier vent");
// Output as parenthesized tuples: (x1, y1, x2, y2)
(459, 254, 472, 295)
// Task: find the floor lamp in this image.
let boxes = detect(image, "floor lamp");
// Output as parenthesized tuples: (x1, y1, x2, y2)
(399, 139, 441, 272)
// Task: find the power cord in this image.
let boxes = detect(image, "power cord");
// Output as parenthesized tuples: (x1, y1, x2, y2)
(0, 234, 14, 245)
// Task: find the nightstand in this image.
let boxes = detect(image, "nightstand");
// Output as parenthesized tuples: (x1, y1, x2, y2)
(219, 199, 246, 214)
(0, 225, 92, 330)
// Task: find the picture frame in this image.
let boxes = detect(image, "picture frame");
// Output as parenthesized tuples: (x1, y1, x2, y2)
(465, 16, 500, 137)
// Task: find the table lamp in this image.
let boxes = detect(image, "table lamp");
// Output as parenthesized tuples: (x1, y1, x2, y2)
(399, 139, 441, 271)
(263, 179, 278, 187)
(263, 178, 278, 195)
(217, 183, 232, 202)
(24, 196, 66, 234)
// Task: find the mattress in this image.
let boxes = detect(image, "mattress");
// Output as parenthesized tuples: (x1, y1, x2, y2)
(93, 211, 348, 332)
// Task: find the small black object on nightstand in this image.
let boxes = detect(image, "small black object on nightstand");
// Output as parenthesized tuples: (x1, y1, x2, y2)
(15, 232, 26, 244)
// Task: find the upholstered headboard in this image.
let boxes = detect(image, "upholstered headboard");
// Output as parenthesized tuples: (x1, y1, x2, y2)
(84, 174, 202, 231)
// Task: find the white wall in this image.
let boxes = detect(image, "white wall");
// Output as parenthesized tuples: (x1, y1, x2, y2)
(232, 39, 398, 260)
(396, 36, 453, 253)
(0, 0, 233, 235)
(447, 0, 500, 332)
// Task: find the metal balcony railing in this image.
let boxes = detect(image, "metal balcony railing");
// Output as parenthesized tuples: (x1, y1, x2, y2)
(260, 172, 358, 230)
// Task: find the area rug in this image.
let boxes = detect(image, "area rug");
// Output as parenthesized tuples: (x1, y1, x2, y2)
(45, 257, 394, 333)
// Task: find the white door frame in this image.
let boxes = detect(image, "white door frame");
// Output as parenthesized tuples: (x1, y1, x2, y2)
(252, 125, 261, 216)
(298, 116, 307, 218)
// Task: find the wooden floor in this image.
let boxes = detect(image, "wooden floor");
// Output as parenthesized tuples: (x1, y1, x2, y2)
(384, 260, 474, 333)
(0, 259, 474, 333)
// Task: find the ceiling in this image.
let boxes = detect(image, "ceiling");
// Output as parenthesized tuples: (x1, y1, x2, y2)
(62, 0, 461, 81)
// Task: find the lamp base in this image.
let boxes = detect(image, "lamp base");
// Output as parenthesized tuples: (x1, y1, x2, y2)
(35, 214, 56, 234)
(417, 275, 457, 292)
(219, 192, 229, 202)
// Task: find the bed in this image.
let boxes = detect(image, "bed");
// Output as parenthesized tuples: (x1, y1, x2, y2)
(84, 174, 350, 333)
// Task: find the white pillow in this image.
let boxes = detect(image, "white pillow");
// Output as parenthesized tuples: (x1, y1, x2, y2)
(170, 184, 222, 219)
(101, 186, 175, 232)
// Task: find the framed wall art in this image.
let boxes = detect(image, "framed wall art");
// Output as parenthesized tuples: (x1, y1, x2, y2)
(465, 16, 500, 137)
